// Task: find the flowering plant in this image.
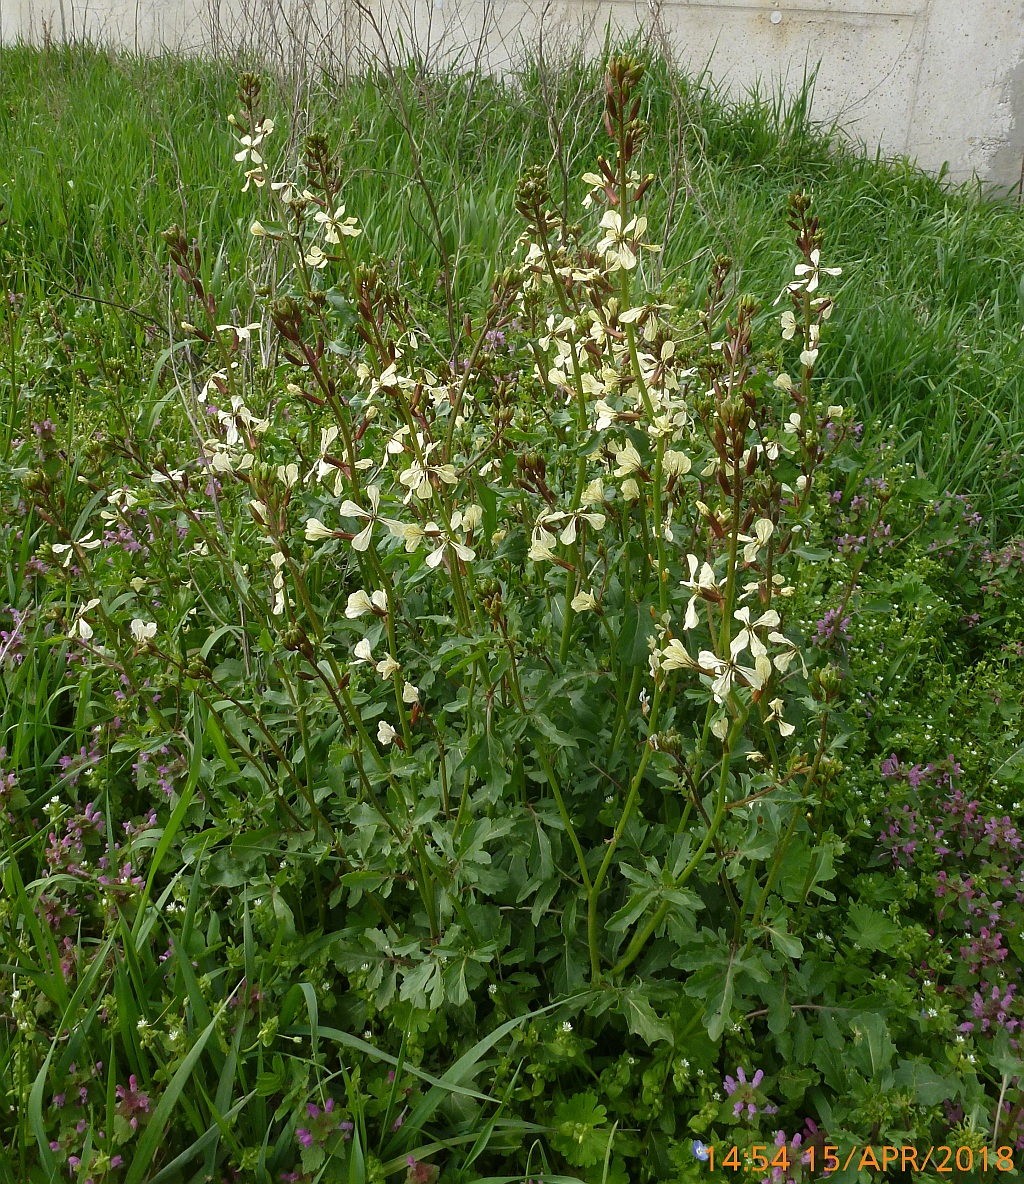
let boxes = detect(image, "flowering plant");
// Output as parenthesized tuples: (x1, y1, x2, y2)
(3, 54, 1021, 1184)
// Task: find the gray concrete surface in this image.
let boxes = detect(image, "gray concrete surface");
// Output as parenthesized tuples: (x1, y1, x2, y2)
(2, 0, 1023, 188)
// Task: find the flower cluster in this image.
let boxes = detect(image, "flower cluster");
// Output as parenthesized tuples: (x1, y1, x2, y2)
(723, 1067, 778, 1121)
(878, 755, 1024, 1046)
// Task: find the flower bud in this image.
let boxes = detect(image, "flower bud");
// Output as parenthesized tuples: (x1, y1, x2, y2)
(810, 663, 843, 703)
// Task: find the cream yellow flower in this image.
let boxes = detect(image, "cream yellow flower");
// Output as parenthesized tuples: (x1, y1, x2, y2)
(790, 249, 842, 295)
(345, 590, 388, 618)
(730, 606, 781, 660)
(766, 698, 796, 737)
(338, 486, 401, 552)
(130, 619, 157, 644)
(305, 518, 337, 542)
(570, 590, 599, 613)
(375, 655, 400, 679)
(314, 204, 361, 244)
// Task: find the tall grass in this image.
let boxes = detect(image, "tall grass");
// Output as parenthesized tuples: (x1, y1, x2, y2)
(1, 43, 1023, 528)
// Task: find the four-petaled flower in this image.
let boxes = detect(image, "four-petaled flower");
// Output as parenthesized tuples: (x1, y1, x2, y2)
(780, 310, 797, 340)
(661, 639, 698, 671)
(730, 606, 781, 660)
(571, 589, 599, 612)
(738, 518, 774, 563)
(423, 524, 475, 568)
(346, 589, 388, 618)
(314, 204, 361, 243)
(766, 697, 796, 737)
(338, 486, 400, 551)
(790, 248, 842, 295)
(398, 446, 457, 503)
(680, 555, 724, 630)
(596, 211, 657, 271)
(68, 599, 101, 641)
(613, 440, 643, 477)
(233, 118, 274, 167)
(52, 532, 102, 568)
(538, 506, 606, 546)
(698, 650, 772, 704)
(130, 619, 157, 644)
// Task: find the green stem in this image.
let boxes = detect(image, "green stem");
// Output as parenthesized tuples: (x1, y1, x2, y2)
(536, 744, 592, 927)
(612, 706, 748, 979)
(587, 682, 665, 981)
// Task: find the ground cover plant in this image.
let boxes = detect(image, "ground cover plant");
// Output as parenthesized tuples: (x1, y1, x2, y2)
(1, 39, 1024, 1184)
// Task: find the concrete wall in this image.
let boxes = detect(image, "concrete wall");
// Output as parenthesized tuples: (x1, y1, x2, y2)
(2, 0, 1023, 188)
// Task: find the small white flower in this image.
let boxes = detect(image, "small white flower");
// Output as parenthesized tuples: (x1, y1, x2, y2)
(388, 521, 424, 552)
(353, 638, 374, 663)
(768, 631, 806, 676)
(345, 589, 388, 618)
(595, 210, 658, 271)
(305, 517, 336, 542)
(338, 485, 390, 552)
(314, 204, 361, 243)
(699, 650, 772, 704)
(528, 527, 558, 564)
(150, 468, 185, 485)
(738, 518, 774, 564)
(790, 248, 842, 295)
(130, 619, 157, 643)
(593, 400, 618, 431)
(780, 310, 797, 340)
(402, 681, 420, 704)
(453, 504, 483, 533)
(68, 598, 101, 641)
(377, 719, 398, 746)
(730, 606, 781, 660)
(663, 450, 691, 477)
(582, 478, 605, 506)
(59, 617, 88, 652)
(375, 655, 400, 679)
(613, 440, 643, 477)
(216, 322, 261, 342)
(765, 697, 796, 737)
(424, 526, 475, 568)
(661, 639, 697, 671)
(570, 590, 599, 613)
